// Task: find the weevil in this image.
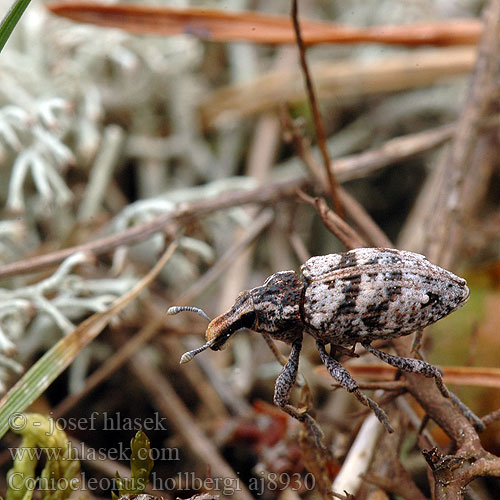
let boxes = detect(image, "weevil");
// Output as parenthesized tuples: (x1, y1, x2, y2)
(168, 247, 470, 432)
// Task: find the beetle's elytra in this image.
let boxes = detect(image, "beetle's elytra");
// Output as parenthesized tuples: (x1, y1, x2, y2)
(169, 248, 470, 432)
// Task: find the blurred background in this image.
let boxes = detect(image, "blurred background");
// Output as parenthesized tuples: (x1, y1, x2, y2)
(0, 0, 499, 499)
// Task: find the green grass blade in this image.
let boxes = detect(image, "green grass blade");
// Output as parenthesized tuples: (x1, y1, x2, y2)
(0, 0, 33, 53)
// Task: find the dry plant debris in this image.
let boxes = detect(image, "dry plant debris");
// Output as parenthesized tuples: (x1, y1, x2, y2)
(0, 0, 500, 499)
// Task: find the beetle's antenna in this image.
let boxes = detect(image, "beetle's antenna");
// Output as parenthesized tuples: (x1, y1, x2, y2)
(167, 306, 214, 364)
(179, 339, 215, 364)
(167, 306, 211, 322)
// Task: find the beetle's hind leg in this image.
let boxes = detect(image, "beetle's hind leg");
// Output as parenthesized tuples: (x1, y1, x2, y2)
(273, 336, 324, 445)
(363, 342, 485, 430)
(362, 342, 450, 398)
(316, 341, 393, 433)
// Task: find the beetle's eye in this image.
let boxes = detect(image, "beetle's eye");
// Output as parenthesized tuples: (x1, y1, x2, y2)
(421, 292, 439, 308)
(210, 311, 257, 351)
(225, 311, 256, 335)
(238, 311, 256, 330)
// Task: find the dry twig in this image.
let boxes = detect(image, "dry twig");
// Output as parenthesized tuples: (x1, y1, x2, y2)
(201, 47, 475, 126)
(0, 179, 304, 280)
(291, 0, 342, 216)
(297, 192, 366, 249)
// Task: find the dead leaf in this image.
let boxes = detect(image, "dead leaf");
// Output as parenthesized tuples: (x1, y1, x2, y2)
(46, 3, 481, 46)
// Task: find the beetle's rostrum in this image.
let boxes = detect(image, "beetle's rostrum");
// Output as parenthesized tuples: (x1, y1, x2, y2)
(169, 247, 470, 432)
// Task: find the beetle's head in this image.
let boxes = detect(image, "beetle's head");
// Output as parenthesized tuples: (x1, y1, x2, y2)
(167, 291, 256, 364)
(205, 291, 256, 350)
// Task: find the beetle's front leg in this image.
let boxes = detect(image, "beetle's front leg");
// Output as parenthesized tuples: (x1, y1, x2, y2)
(362, 342, 450, 398)
(273, 336, 323, 445)
(273, 337, 302, 416)
(316, 340, 394, 433)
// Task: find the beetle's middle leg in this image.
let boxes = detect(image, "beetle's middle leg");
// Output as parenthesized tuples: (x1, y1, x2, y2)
(273, 335, 323, 445)
(316, 340, 394, 433)
(362, 342, 450, 398)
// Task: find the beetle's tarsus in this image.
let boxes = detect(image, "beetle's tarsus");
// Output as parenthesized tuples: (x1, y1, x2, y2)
(301, 413, 325, 449)
(353, 389, 394, 433)
(280, 404, 325, 449)
(316, 340, 394, 431)
(448, 390, 485, 432)
(434, 374, 450, 398)
(272, 336, 325, 447)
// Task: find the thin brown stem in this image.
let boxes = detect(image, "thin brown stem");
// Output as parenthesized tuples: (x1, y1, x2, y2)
(0, 177, 305, 280)
(262, 333, 288, 366)
(297, 191, 367, 249)
(481, 407, 500, 428)
(291, 0, 343, 217)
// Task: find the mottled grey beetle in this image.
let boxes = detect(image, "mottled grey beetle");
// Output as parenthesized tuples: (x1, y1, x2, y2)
(168, 247, 470, 432)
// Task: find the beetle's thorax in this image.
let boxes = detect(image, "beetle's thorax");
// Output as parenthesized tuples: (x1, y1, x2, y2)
(249, 271, 304, 342)
(206, 270, 305, 349)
